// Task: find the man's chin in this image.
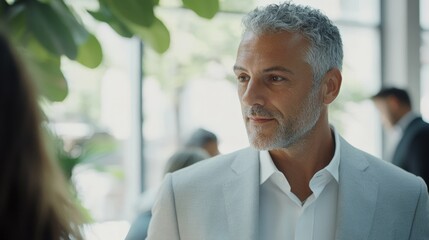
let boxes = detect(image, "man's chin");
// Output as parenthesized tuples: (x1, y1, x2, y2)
(246, 127, 281, 149)
(248, 135, 272, 150)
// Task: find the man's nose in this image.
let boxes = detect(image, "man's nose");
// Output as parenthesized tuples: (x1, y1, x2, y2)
(240, 78, 267, 106)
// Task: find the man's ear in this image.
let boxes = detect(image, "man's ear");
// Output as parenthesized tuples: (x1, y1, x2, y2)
(322, 68, 342, 104)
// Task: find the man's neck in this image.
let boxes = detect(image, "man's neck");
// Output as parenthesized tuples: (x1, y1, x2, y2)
(268, 121, 335, 201)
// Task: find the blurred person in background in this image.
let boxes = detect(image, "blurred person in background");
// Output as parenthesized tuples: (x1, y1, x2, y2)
(126, 128, 218, 240)
(147, 3, 429, 240)
(185, 128, 220, 157)
(372, 87, 429, 186)
(125, 148, 210, 240)
(163, 147, 212, 174)
(0, 31, 83, 239)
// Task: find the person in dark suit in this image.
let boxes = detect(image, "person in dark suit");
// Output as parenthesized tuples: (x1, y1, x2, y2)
(372, 87, 429, 185)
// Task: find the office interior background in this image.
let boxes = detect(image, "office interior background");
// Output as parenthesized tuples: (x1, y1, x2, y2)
(35, 0, 428, 238)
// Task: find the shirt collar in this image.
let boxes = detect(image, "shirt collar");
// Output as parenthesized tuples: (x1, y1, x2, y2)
(395, 111, 418, 131)
(260, 150, 277, 184)
(325, 126, 340, 182)
(259, 126, 341, 184)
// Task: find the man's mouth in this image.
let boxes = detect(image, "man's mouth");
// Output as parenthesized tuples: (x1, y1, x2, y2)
(248, 116, 274, 124)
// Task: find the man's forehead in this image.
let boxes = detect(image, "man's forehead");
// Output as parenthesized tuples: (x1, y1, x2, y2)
(235, 31, 309, 67)
(236, 31, 309, 60)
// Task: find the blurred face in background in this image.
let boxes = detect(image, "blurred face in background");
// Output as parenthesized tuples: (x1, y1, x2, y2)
(373, 97, 401, 128)
(203, 140, 220, 157)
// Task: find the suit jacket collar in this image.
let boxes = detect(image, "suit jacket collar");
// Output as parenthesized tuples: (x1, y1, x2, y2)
(223, 148, 260, 240)
(393, 116, 424, 166)
(222, 138, 379, 240)
(335, 137, 378, 240)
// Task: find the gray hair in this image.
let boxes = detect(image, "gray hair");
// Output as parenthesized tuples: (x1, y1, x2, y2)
(242, 2, 343, 86)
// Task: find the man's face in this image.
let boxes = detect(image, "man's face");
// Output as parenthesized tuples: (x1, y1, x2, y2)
(234, 31, 323, 150)
(204, 141, 220, 157)
(373, 97, 399, 128)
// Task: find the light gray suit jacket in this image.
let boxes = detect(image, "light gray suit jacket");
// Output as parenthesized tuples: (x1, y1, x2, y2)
(146, 137, 429, 240)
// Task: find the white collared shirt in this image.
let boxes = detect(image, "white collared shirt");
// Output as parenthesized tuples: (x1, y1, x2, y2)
(385, 111, 419, 162)
(258, 128, 341, 240)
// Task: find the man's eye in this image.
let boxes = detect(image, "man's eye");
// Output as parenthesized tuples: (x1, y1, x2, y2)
(237, 75, 250, 82)
(271, 76, 285, 82)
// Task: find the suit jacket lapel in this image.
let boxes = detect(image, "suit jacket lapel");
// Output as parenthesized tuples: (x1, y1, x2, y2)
(336, 138, 379, 240)
(392, 117, 422, 167)
(223, 148, 260, 240)
(220, 140, 380, 240)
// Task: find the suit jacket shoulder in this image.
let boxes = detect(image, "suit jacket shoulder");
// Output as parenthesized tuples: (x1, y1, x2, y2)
(337, 138, 429, 239)
(148, 140, 429, 240)
(148, 147, 260, 240)
(341, 137, 421, 187)
(393, 117, 429, 183)
(171, 147, 258, 188)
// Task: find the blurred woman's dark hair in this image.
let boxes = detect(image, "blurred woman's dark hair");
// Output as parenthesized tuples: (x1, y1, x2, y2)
(0, 31, 83, 239)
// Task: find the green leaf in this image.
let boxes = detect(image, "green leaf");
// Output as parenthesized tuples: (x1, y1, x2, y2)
(87, 9, 108, 22)
(106, 0, 155, 27)
(1, 0, 10, 17)
(26, 1, 77, 59)
(88, 7, 134, 38)
(28, 57, 68, 102)
(19, 39, 69, 101)
(76, 34, 103, 68)
(4, 4, 26, 42)
(182, 0, 219, 19)
(58, 153, 80, 179)
(0, 2, 4, 15)
(35, 58, 68, 102)
(105, 18, 135, 38)
(49, 0, 89, 44)
(129, 17, 170, 53)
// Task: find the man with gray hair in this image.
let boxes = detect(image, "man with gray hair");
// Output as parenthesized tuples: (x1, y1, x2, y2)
(147, 3, 429, 240)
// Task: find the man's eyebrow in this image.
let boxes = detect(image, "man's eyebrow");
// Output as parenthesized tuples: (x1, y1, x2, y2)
(233, 65, 246, 72)
(263, 66, 294, 75)
(233, 65, 294, 75)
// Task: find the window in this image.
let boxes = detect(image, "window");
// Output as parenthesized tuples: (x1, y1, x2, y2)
(421, 0, 429, 121)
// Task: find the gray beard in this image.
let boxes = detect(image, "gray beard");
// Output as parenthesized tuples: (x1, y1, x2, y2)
(245, 89, 322, 150)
